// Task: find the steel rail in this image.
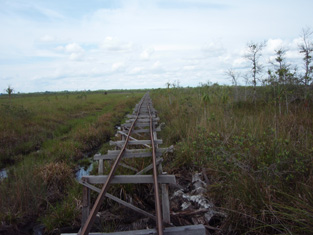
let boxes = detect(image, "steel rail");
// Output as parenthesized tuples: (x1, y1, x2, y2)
(79, 94, 147, 235)
(148, 103, 164, 235)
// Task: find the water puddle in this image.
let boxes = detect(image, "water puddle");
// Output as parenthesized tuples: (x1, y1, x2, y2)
(0, 168, 8, 180)
(75, 163, 93, 180)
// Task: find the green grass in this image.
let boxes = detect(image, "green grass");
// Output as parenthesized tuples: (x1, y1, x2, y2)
(151, 85, 313, 234)
(0, 90, 143, 233)
(0, 92, 141, 168)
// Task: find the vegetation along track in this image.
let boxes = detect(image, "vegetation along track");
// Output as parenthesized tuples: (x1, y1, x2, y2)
(79, 93, 164, 235)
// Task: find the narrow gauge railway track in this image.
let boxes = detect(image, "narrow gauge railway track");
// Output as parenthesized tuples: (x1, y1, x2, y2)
(65, 93, 205, 235)
(79, 93, 163, 235)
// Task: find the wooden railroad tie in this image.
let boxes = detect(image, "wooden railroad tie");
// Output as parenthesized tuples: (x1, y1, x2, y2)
(63, 93, 205, 235)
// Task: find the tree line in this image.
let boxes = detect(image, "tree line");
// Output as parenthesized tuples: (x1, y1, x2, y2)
(227, 27, 313, 109)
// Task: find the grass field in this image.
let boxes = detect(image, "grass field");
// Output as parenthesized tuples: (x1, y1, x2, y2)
(1, 86, 312, 234)
(151, 85, 313, 234)
(0, 91, 143, 232)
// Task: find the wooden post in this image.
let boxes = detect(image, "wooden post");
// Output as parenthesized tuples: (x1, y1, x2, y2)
(98, 159, 104, 175)
(82, 181, 90, 227)
(158, 163, 171, 224)
(161, 184, 170, 224)
(121, 127, 126, 141)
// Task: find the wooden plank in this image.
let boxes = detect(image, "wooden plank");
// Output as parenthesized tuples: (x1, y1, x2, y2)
(131, 128, 161, 133)
(162, 184, 170, 224)
(126, 118, 159, 123)
(82, 175, 176, 185)
(106, 147, 173, 155)
(79, 181, 156, 220)
(121, 126, 161, 133)
(136, 158, 163, 175)
(95, 151, 152, 160)
(117, 131, 151, 148)
(62, 224, 206, 235)
(98, 159, 103, 175)
(81, 185, 90, 227)
(119, 163, 138, 172)
(110, 140, 162, 146)
(94, 147, 173, 160)
(122, 123, 152, 128)
(126, 114, 157, 119)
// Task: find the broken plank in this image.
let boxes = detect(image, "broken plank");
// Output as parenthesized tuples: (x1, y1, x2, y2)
(117, 131, 151, 148)
(78, 181, 156, 220)
(136, 158, 163, 175)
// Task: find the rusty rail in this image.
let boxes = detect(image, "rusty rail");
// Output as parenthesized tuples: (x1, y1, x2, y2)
(79, 93, 163, 235)
(149, 104, 163, 235)
(79, 95, 146, 235)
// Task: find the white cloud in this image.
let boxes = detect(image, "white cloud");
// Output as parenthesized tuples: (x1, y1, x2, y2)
(129, 67, 144, 74)
(56, 43, 85, 61)
(265, 39, 284, 53)
(183, 65, 195, 71)
(112, 62, 125, 71)
(69, 53, 83, 61)
(65, 43, 84, 53)
(140, 48, 154, 60)
(100, 37, 134, 52)
(40, 35, 55, 42)
(152, 61, 160, 69)
(202, 41, 225, 56)
(1, 0, 313, 92)
(154, 44, 196, 51)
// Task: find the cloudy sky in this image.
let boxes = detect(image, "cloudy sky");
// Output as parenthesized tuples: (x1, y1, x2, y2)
(1, 0, 312, 93)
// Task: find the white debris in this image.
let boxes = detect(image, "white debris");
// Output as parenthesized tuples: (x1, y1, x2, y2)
(181, 202, 191, 210)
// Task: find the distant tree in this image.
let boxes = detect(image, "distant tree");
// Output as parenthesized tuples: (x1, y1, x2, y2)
(226, 68, 240, 102)
(6, 85, 13, 96)
(5, 85, 14, 103)
(244, 41, 266, 104)
(298, 27, 313, 97)
(268, 48, 288, 114)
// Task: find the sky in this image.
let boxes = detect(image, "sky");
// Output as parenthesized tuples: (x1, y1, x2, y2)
(0, 0, 313, 93)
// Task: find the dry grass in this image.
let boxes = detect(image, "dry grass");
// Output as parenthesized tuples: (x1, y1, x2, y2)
(152, 86, 313, 234)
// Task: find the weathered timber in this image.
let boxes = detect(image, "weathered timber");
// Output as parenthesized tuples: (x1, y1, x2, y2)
(117, 131, 151, 148)
(131, 128, 161, 133)
(79, 95, 149, 235)
(110, 140, 162, 147)
(127, 114, 157, 119)
(81, 175, 176, 185)
(94, 147, 173, 160)
(79, 181, 156, 220)
(122, 122, 152, 128)
(98, 158, 104, 174)
(119, 162, 138, 172)
(82, 182, 90, 227)
(62, 224, 206, 235)
(161, 184, 170, 224)
(126, 117, 159, 123)
(136, 158, 163, 175)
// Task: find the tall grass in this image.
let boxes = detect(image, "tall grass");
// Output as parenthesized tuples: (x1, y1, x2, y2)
(151, 85, 313, 234)
(0, 92, 141, 168)
(0, 91, 143, 232)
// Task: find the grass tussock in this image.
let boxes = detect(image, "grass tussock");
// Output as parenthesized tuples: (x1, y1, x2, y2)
(151, 86, 313, 234)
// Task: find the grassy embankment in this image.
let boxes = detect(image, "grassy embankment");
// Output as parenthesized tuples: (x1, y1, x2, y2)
(151, 85, 313, 234)
(0, 91, 143, 232)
